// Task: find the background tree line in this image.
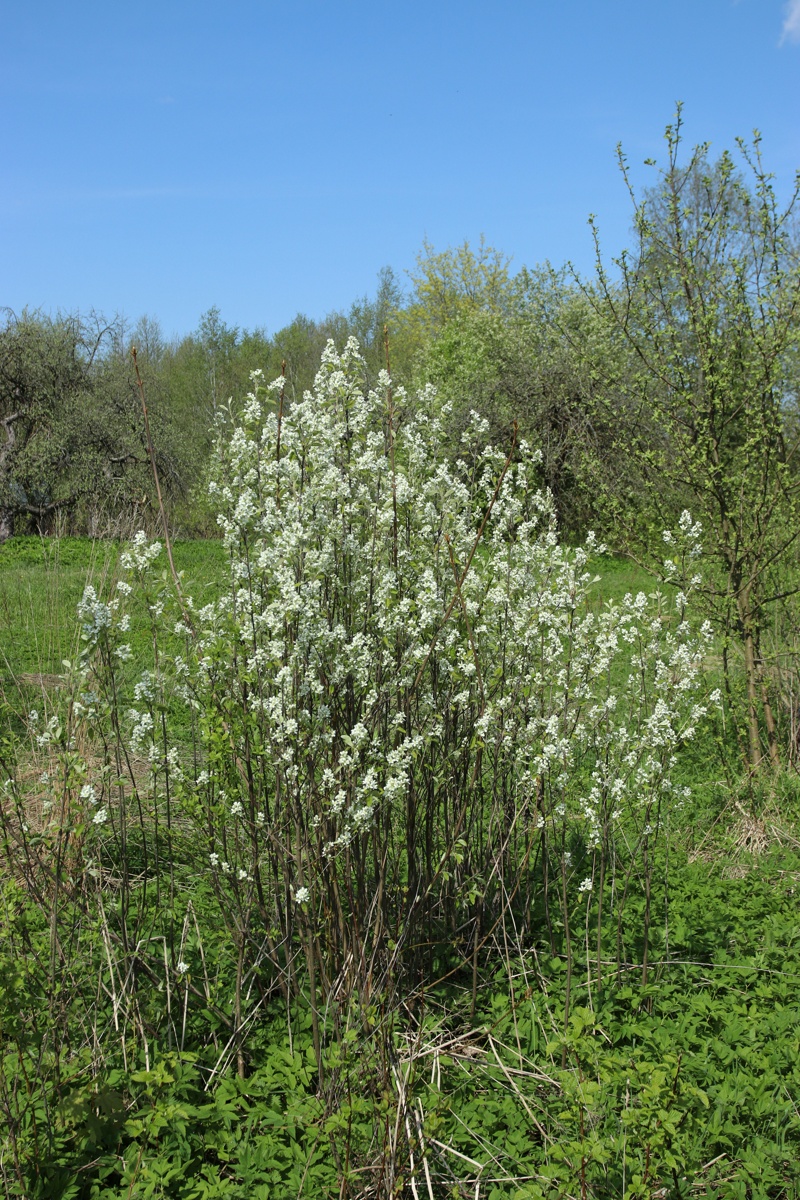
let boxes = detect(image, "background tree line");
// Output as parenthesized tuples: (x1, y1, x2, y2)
(0, 250, 633, 544)
(0, 266, 406, 542)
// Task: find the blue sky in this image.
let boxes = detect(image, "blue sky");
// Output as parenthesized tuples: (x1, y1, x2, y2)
(2, 1, 799, 340)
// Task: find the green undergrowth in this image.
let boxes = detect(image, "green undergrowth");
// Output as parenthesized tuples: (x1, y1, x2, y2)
(3, 846, 800, 1197)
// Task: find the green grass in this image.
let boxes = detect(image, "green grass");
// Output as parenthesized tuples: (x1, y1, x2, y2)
(0, 535, 227, 680)
(590, 551, 655, 605)
(0, 535, 229, 745)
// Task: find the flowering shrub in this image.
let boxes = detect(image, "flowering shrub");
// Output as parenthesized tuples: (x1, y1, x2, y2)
(2, 338, 710, 1031)
(5, 346, 709, 1013)
(56, 338, 706, 1010)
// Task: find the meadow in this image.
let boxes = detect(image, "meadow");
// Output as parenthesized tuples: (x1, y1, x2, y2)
(2, 346, 800, 1200)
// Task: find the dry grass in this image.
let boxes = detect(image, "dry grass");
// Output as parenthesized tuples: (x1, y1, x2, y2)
(731, 799, 770, 856)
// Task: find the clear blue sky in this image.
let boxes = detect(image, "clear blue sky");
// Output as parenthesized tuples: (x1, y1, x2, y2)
(2, 1, 799, 340)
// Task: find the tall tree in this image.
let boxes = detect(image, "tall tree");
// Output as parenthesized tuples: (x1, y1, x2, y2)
(418, 269, 636, 534)
(0, 310, 195, 540)
(0, 310, 116, 539)
(347, 266, 408, 384)
(401, 236, 518, 354)
(589, 110, 800, 770)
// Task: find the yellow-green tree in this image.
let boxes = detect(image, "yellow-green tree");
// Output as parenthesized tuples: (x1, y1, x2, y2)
(401, 235, 517, 350)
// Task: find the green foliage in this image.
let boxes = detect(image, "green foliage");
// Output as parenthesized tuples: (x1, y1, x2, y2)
(0, 310, 205, 543)
(0, 347, 786, 1196)
(588, 109, 800, 770)
(417, 271, 633, 534)
(405, 234, 518, 339)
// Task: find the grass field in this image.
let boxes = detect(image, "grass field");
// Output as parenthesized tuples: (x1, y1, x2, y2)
(0, 536, 230, 750)
(0, 535, 228, 677)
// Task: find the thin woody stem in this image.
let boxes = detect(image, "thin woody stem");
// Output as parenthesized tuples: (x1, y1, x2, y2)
(131, 346, 195, 637)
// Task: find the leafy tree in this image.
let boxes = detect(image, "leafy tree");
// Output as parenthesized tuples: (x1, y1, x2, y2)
(153, 311, 275, 526)
(196, 306, 244, 417)
(0, 310, 120, 539)
(128, 312, 167, 365)
(0, 309, 199, 541)
(269, 311, 348, 399)
(163, 308, 249, 430)
(417, 269, 636, 534)
(589, 110, 800, 770)
(400, 236, 519, 369)
(347, 265, 409, 385)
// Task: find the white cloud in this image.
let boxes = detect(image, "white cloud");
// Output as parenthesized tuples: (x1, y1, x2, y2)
(780, 0, 800, 44)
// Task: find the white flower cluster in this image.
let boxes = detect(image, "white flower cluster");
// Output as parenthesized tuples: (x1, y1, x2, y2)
(122, 339, 711, 904)
(77, 586, 114, 644)
(663, 509, 703, 580)
(35, 715, 61, 748)
(119, 531, 163, 572)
